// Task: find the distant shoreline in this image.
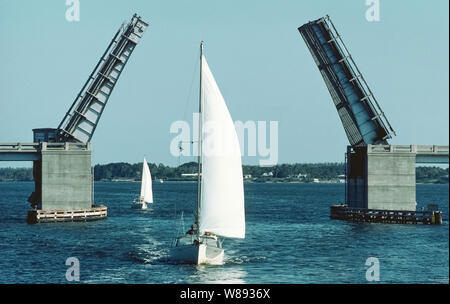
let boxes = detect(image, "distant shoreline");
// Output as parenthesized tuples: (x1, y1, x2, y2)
(1, 162, 448, 184)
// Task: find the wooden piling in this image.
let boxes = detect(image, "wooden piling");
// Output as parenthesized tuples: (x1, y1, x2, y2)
(27, 205, 107, 224)
(330, 205, 443, 225)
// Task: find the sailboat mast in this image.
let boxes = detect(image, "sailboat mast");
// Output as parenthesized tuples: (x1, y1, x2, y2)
(196, 41, 204, 230)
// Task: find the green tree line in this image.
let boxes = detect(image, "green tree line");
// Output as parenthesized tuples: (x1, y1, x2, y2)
(0, 168, 33, 181)
(416, 166, 449, 183)
(1, 163, 447, 183)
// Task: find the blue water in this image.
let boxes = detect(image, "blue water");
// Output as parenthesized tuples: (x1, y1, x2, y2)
(0, 182, 448, 284)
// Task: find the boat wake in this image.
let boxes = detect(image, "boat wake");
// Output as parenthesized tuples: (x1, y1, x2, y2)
(125, 241, 169, 264)
(126, 249, 169, 264)
(225, 254, 267, 265)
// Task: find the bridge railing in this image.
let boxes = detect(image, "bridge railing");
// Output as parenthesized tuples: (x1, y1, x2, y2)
(0, 142, 90, 152)
(368, 144, 449, 155)
(42, 142, 90, 151)
(0, 143, 40, 152)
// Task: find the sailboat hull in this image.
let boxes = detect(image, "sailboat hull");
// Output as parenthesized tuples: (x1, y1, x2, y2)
(170, 240, 224, 265)
(131, 201, 148, 209)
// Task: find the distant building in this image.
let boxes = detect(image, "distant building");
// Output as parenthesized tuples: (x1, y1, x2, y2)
(244, 174, 252, 179)
(262, 172, 273, 177)
(297, 173, 307, 178)
(313, 178, 320, 183)
(181, 173, 199, 177)
(112, 178, 135, 182)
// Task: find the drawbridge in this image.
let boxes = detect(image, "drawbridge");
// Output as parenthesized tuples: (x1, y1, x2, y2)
(298, 15, 448, 214)
(0, 14, 149, 223)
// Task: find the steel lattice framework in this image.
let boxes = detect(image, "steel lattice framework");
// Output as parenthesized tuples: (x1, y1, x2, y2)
(57, 14, 149, 143)
(298, 15, 395, 147)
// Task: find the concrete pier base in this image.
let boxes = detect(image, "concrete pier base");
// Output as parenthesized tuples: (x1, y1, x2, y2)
(366, 146, 417, 211)
(29, 142, 93, 211)
(1, 141, 108, 223)
(25, 142, 107, 224)
(346, 145, 448, 211)
(330, 204, 443, 225)
(339, 144, 448, 224)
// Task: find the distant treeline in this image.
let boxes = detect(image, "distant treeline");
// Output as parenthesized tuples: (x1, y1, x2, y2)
(0, 168, 33, 181)
(416, 166, 449, 184)
(1, 163, 448, 183)
(92, 162, 347, 182)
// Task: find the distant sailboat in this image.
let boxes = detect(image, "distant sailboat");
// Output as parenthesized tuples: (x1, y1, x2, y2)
(170, 42, 245, 265)
(132, 157, 153, 209)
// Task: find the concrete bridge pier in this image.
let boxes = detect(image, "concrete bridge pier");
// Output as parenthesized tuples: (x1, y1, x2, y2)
(0, 141, 107, 223)
(28, 142, 93, 211)
(346, 144, 449, 211)
(27, 142, 106, 224)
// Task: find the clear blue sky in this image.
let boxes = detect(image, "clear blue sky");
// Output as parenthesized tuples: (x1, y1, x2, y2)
(0, 0, 448, 167)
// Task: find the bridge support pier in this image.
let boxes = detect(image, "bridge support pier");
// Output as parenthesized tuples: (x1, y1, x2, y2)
(0, 141, 107, 224)
(29, 142, 93, 211)
(25, 142, 106, 224)
(346, 144, 448, 212)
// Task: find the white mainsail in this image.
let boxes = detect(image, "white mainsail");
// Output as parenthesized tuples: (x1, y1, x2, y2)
(140, 157, 153, 203)
(199, 55, 245, 239)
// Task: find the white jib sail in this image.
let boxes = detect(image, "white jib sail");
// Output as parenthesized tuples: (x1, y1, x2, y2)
(141, 157, 153, 203)
(199, 55, 245, 239)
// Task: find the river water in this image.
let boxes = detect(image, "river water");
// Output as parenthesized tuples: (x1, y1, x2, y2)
(0, 182, 448, 283)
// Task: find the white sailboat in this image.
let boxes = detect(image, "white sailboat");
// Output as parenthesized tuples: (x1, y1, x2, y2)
(170, 42, 245, 265)
(132, 157, 153, 209)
